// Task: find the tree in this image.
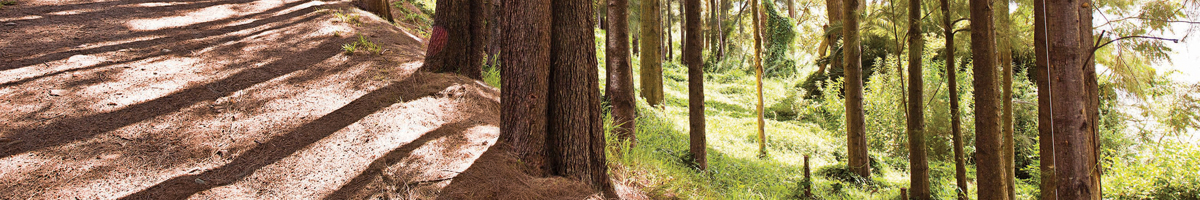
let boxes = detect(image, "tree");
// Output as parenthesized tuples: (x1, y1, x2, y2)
(641, 0, 665, 106)
(843, 0, 870, 178)
(820, 0, 843, 77)
(359, 0, 394, 23)
(942, 0, 968, 199)
(607, 0, 637, 146)
(497, 0, 616, 197)
(970, 0, 1006, 198)
(1040, 0, 1100, 197)
(684, 0, 707, 170)
(906, 0, 930, 196)
(1032, 0, 1057, 198)
(994, 0, 1016, 198)
(420, 0, 489, 79)
(753, 0, 767, 157)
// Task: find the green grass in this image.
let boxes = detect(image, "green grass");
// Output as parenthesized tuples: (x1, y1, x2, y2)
(598, 32, 986, 199)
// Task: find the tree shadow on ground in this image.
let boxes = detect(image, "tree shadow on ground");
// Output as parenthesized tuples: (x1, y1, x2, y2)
(117, 74, 464, 199)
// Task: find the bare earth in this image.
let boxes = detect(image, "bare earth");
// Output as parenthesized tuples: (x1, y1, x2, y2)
(0, 0, 506, 199)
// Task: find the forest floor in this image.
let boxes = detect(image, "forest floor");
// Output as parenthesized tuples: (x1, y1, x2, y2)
(0, 0, 520, 199)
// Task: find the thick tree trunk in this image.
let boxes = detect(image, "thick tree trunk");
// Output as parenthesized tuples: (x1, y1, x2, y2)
(753, 0, 767, 156)
(607, 0, 637, 147)
(1044, 0, 1100, 198)
(421, 0, 488, 79)
(641, 0, 664, 106)
(907, 0, 929, 196)
(1033, 0, 1057, 198)
(970, 0, 1006, 198)
(497, 0, 553, 177)
(684, 0, 707, 170)
(360, 0, 394, 23)
(995, 0, 1016, 198)
(942, 0, 967, 199)
(549, 0, 617, 196)
(843, 0, 870, 178)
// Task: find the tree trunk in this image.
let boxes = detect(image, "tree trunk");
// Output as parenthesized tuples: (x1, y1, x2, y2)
(1043, 0, 1100, 198)
(607, 0, 637, 147)
(825, 0, 843, 75)
(907, 0, 929, 196)
(942, 0, 967, 199)
(752, 0, 767, 156)
(641, 0, 664, 106)
(497, 0, 552, 177)
(970, 0, 1006, 198)
(360, 0, 395, 23)
(1080, 0, 1102, 198)
(843, 0, 870, 178)
(548, 0, 617, 196)
(421, 0, 488, 79)
(995, 0, 1016, 198)
(1033, 0, 1057, 198)
(684, 0, 707, 170)
(599, 0, 608, 30)
(787, 0, 796, 18)
(667, 0, 675, 60)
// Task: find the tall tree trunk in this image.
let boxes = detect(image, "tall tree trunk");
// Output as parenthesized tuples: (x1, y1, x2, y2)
(607, 0, 637, 147)
(1043, 0, 1100, 198)
(641, 0, 664, 106)
(1033, 0, 1057, 198)
(753, 0, 767, 156)
(825, 0, 843, 75)
(995, 0, 1016, 198)
(667, 0, 675, 60)
(1080, 0, 1102, 198)
(549, 0, 617, 196)
(684, 0, 707, 170)
(907, 0, 930, 196)
(843, 0, 870, 178)
(970, 0, 1006, 198)
(599, 0, 609, 30)
(942, 0, 967, 199)
(498, 0, 617, 197)
(497, 0, 553, 177)
(421, 0, 488, 79)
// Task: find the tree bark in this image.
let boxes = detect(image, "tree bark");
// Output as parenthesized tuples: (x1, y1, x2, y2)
(753, 0, 767, 156)
(497, 0, 553, 177)
(549, 0, 617, 196)
(843, 0, 870, 178)
(942, 0, 967, 199)
(421, 0, 488, 79)
(995, 0, 1016, 198)
(1033, 0, 1057, 198)
(684, 0, 707, 170)
(1043, 0, 1099, 198)
(970, 0, 1006, 198)
(907, 0, 929, 196)
(608, 0, 637, 147)
(1080, 0, 1102, 198)
(641, 0, 664, 106)
(825, 0, 844, 75)
(360, 0, 394, 23)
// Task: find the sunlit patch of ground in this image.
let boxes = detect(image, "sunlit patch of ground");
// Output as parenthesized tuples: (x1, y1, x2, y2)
(0, 0, 499, 199)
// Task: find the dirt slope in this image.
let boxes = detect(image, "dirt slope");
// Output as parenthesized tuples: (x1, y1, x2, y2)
(0, 0, 502, 199)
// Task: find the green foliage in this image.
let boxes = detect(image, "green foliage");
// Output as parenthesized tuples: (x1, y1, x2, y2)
(330, 10, 362, 25)
(763, 2, 797, 78)
(341, 43, 358, 54)
(482, 52, 501, 89)
(1105, 141, 1200, 199)
(0, 0, 14, 8)
(392, 0, 433, 36)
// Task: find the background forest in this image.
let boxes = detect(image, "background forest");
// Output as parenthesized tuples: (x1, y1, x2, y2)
(399, 0, 1199, 198)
